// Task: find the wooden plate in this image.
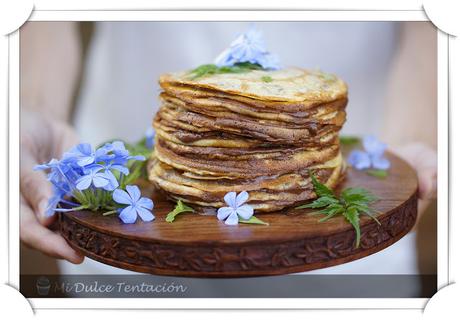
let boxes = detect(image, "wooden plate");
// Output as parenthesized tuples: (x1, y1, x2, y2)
(59, 151, 418, 277)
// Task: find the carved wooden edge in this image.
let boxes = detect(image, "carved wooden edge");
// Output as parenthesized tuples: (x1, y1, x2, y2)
(60, 192, 417, 277)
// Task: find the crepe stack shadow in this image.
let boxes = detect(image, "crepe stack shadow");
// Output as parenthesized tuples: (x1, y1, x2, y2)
(148, 67, 349, 212)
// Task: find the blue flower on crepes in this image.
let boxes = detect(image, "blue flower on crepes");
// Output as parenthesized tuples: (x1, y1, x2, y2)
(217, 191, 254, 226)
(348, 135, 391, 170)
(145, 127, 155, 149)
(214, 27, 280, 70)
(113, 185, 155, 224)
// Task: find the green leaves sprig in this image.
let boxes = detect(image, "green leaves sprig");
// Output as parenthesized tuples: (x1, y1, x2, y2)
(188, 62, 264, 80)
(296, 174, 380, 247)
(166, 200, 194, 222)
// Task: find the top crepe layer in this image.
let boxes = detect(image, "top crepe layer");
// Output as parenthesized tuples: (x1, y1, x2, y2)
(160, 67, 348, 103)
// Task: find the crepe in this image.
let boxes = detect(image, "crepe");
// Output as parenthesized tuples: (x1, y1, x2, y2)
(149, 67, 348, 212)
(160, 67, 347, 103)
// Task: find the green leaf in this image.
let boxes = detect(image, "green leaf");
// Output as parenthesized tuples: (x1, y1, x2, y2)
(310, 173, 335, 198)
(363, 211, 381, 225)
(341, 187, 378, 203)
(239, 216, 269, 226)
(296, 196, 339, 209)
(366, 169, 388, 179)
(188, 63, 264, 79)
(318, 205, 345, 222)
(188, 64, 218, 79)
(261, 76, 273, 83)
(165, 200, 194, 223)
(295, 173, 379, 249)
(344, 206, 361, 248)
(339, 135, 361, 146)
(347, 202, 371, 214)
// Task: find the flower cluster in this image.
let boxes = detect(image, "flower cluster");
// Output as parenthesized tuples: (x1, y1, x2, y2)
(214, 27, 280, 70)
(35, 141, 154, 224)
(348, 135, 391, 171)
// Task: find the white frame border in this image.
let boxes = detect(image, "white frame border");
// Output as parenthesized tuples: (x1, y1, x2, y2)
(8, 9, 449, 310)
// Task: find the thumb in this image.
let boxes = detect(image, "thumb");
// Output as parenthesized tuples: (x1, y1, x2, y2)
(20, 148, 54, 225)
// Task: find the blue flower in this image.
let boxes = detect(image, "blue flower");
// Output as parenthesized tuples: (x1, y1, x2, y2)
(75, 166, 111, 190)
(36, 159, 81, 193)
(35, 140, 147, 216)
(35, 161, 84, 216)
(348, 135, 391, 170)
(113, 185, 154, 224)
(214, 27, 280, 70)
(145, 127, 155, 149)
(62, 143, 97, 167)
(34, 158, 60, 171)
(217, 191, 254, 226)
(107, 141, 145, 165)
(44, 186, 65, 217)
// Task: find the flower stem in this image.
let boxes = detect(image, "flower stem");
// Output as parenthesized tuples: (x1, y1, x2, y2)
(54, 204, 89, 212)
(102, 210, 117, 216)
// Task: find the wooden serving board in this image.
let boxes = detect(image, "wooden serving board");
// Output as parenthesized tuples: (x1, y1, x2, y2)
(59, 151, 418, 277)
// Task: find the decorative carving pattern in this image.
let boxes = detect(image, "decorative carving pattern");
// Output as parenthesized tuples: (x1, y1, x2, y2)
(60, 193, 417, 276)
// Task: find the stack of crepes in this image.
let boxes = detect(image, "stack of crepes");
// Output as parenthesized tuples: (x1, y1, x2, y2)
(148, 67, 348, 212)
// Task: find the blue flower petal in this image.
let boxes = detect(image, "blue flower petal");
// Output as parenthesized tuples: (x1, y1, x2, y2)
(371, 155, 391, 170)
(113, 188, 132, 205)
(102, 179, 118, 191)
(125, 185, 141, 202)
(348, 150, 372, 170)
(76, 175, 92, 190)
(110, 164, 129, 175)
(236, 204, 254, 220)
(76, 156, 95, 167)
(34, 158, 59, 171)
(111, 141, 129, 156)
(137, 197, 153, 210)
(224, 212, 239, 225)
(145, 127, 155, 149)
(257, 52, 280, 70)
(119, 206, 137, 224)
(363, 135, 386, 158)
(214, 27, 279, 70)
(215, 48, 235, 67)
(63, 143, 95, 167)
(136, 207, 155, 222)
(45, 193, 62, 217)
(217, 207, 234, 221)
(92, 173, 109, 188)
(79, 143, 93, 155)
(224, 191, 237, 208)
(235, 191, 249, 207)
(103, 170, 119, 189)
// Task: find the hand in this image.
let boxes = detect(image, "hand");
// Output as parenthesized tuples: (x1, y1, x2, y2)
(20, 110, 84, 264)
(392, 143, 437, 225)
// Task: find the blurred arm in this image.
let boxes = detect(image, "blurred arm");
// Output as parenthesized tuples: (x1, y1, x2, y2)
(382, 22, 437, 212)
(382, 22, 437, 149)
(20, 22, 85, 263)
(20, 21, 82, 121)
